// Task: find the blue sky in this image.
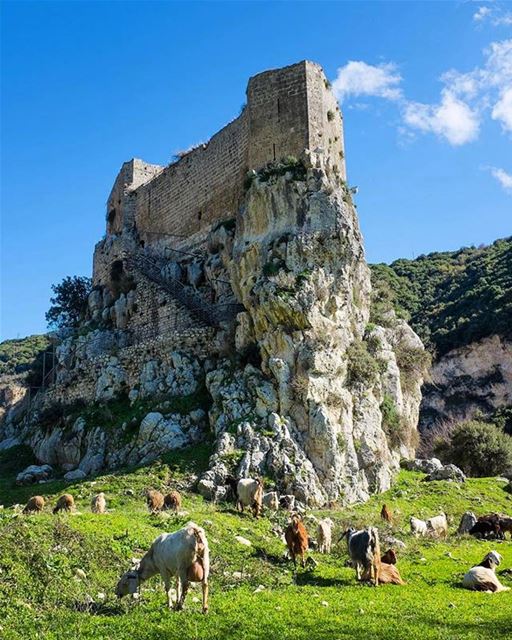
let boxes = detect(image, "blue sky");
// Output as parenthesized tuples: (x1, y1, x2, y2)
(1, 0, 511, 340)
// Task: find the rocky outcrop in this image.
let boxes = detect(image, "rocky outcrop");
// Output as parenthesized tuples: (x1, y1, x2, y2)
(421, 336, 512, 429)
(199, 153, 425, 504)
(0, 155, 424, 505)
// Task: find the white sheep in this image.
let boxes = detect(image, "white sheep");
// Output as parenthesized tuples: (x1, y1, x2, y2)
(91, 492, 107, 514)
(462, 551, 510, 593)
(410, 516, 428, 537)
(115, 522, 210, 612)
(317, 518, 334, 554)
(426, 513, 448, 538)
(236, 478, 263, 518)
(262, 491, 279, 512)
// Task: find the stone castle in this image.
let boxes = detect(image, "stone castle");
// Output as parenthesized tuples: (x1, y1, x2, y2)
(92, 61, 345, 343)
(1, 61, 427, 504)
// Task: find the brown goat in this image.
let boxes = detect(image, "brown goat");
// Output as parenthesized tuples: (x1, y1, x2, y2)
(53, 494, 75, 514)
(145, 489, 164, 513)
(164, 490, 182, 512)
(381, 504, 393, 523)
(364, 562, 405, 585)
(285, 514, 309, 568)
(381, 548, 397, 565)
(23, 495, 45, 514)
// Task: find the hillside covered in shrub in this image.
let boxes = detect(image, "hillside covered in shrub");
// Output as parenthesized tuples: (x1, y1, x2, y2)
(0, 334, 49, 377)
(370, 237, 512, 357)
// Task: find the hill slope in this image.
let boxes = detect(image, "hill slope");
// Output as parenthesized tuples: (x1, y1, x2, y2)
(1, 445, 512, 640)
(370, 237, 512, 357)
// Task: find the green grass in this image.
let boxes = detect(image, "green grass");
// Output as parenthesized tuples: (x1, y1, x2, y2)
(1, 456, 512, 639)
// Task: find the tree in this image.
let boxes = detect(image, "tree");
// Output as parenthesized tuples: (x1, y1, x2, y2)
(45, 276, 92, 329)
(434, 420, 512, 477)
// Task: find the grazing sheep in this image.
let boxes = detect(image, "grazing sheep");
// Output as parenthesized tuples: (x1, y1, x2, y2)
(285, 514, 309, 568)
(145, 489, 165, 514)
(53, 494, 75, 514)
(317, 517, 334, 554)
(262, 491, 279, 512)
(345, 527, 381, 586)
(116, 522, 210, 612)
(236, 478, 263, 518)
(363, 562, 404, 585)
(23, 495, 45, 514)
(427, 513, 448, 538)
(381, 504, 393, 523)
(462, 551, 510, 593)
(91, 492, 107, 514)
(381, 548, 397, 565)
(410, 516, 428, 537)
(164, 490, 182, 512)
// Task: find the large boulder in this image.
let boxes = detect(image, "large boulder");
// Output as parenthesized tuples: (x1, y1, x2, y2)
(426, 463, 466, 483)
(64, 469, 87, 481)
(402, 458, 443, 474)
(16, 464, 54, 485)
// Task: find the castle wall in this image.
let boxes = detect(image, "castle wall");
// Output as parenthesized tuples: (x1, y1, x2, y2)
(246, 61, 310, 169)
(93, 61, 347, 287)
(134, 113, 249, 243)
(43, 327, 217, 406)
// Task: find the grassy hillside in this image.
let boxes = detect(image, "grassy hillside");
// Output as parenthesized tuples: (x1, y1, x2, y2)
(370, 237, 512, 356)
(1, 445, 512, 640)
(0, 334, 49, 377)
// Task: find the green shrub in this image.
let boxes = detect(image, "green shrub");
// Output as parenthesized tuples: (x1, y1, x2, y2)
(434, 420, 512, 477)
(346, 340, 380, 387)
(263, 260, 287, 277)
(380, 394, 406, 448)
(46, 275, 92, 329)
(395, 341, 431, 393)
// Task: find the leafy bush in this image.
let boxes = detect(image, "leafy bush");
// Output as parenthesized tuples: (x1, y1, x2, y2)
(380, 393, 406, 448)
(434, 420, 512, 477)
(346, 340, 383, 388)
(46, 276, 92, 329)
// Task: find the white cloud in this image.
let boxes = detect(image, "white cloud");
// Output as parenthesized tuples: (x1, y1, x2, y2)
(472, 4, 512, 27)
(473, 6, 492, 22)
(331, 38, 512, 146)
(332, 61, 403, 102)
(489, 166, 512, 192)
(403, 91, 480, 145)
(492, 86, 512, 130)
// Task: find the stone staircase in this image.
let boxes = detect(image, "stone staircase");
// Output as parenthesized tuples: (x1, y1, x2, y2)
(125, 250, 243, 328)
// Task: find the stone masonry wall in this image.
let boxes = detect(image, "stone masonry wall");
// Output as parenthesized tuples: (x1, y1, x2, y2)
(43, 327, 217, 407)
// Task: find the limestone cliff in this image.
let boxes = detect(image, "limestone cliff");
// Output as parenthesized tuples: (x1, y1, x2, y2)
(0, 153, 425, 505)
(421, 335, 512, 429)
(199, 153, 425, 504)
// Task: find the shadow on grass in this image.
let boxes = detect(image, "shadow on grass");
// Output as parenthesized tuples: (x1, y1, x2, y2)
(0, 440, 215, 508)
(252, 546, 289, 567)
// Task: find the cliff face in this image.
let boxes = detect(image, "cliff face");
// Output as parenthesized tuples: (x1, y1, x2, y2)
(0, 154, 425, 505)
(199, 153, 425, 504)
(421, 335, 512, 429)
